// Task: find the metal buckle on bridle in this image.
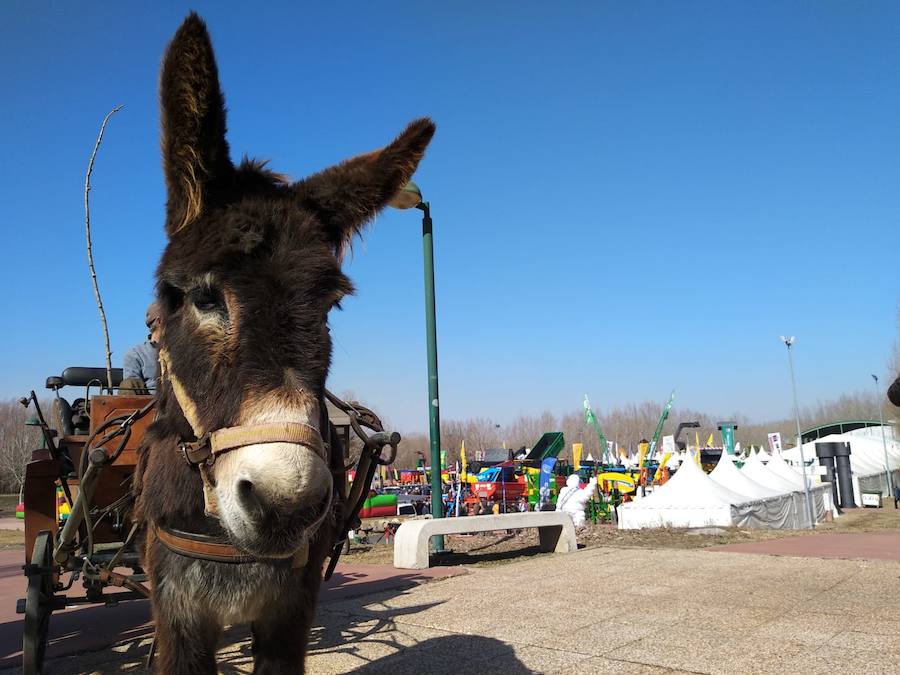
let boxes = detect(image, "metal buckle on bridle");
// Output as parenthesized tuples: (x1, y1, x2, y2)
(179, 433, 212, 467)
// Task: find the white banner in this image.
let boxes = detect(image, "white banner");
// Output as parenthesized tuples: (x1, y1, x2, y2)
(767, 432, 783, 454)
(662, 435, 676, 456)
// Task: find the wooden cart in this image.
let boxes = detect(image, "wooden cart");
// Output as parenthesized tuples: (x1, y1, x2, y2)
(18, 367, 154, 675)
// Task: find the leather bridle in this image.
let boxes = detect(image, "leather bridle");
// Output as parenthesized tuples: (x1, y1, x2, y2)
(156, 353, 397, 577)
(178, 421, 329, 518)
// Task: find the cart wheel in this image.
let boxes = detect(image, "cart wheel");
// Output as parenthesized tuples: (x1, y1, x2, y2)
(23, 530, 53, 675)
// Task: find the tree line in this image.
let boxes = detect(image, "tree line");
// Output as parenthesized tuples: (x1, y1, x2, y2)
(391, 389, 898, 470)
(0, 387, 896, 493)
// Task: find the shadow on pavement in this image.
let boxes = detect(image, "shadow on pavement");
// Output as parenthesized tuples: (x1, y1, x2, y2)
(210, 605, 526, 675)
(0, 599, 151, 670)
(348, 635, 532, 674)
(1, 569, 462, 673)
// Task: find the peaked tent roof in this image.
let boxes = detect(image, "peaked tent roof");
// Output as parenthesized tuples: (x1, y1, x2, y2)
(741, 452, 798, 494)
(710, 451, 783, 499)
(767, 450, 810, 489)
(623, 452, 753, 510)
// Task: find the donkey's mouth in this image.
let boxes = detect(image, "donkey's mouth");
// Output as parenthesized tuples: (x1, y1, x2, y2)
(221, 488, 333, 559)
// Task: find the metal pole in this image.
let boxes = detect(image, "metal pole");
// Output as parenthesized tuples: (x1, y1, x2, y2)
(783, 339, 816, 528)
(419, 202, 446, 551)
(872, 375, 892, 498)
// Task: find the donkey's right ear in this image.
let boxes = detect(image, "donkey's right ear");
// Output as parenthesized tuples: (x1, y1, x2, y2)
(160, 13, 233, 236)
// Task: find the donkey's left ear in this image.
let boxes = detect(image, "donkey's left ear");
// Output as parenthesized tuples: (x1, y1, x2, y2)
(295, 118, 436, 255)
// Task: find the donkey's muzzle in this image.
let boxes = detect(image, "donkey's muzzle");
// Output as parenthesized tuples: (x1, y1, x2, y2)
(215, 441, 333, 556)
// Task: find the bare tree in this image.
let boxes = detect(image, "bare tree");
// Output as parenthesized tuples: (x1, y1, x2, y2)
(84, 105, 123, 390)
(0, 400, 43, 494)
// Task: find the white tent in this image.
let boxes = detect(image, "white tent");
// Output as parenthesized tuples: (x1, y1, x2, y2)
(709, 452, 799, 528)
(710, 451, 783, 499)
(741, 452, 825, 526)
(618, 455, 774, 530)
(741, 451, 799, 493)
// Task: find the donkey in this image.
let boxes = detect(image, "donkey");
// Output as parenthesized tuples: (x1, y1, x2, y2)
(133, 13, 434, 673)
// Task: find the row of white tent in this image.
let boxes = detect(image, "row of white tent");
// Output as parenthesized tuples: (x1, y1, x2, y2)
(618, 448, 829, 530)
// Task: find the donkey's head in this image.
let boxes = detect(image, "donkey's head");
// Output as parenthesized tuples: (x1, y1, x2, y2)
(155, 14, 434, 557)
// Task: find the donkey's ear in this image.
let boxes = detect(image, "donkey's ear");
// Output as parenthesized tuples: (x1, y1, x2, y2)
(160, 13, 233, 236)
(296, 118, 436, 255)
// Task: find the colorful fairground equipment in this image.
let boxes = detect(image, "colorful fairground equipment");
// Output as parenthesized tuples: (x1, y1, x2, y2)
(468, 432, 569, 511)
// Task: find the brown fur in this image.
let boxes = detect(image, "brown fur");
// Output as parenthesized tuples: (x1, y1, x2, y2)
(133, 13, 434, 673)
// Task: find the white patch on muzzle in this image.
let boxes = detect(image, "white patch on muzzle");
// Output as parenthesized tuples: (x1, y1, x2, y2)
(213, 400, 332, 554)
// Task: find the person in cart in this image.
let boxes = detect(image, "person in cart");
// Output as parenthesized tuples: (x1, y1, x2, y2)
(121, 301, 161, 394)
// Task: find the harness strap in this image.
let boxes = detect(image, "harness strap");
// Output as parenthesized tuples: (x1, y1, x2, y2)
(212, 422, 326, 458)
(156, 526, 309, 567)
(181, 422, 327, 467)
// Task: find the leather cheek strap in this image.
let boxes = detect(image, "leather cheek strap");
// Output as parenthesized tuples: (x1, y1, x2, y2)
(210, 422, 327, 461)
(182, 422, 329, 467)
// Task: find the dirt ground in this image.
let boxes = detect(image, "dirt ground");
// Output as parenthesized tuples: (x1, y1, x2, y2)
(343, 499, 900, 566)
(4, 499, 897, 561)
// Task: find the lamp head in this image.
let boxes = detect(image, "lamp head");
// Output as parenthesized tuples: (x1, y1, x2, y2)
(388, 180, 423, 210)
(779, 336, 795, 347)
(872, 374, 878, 383)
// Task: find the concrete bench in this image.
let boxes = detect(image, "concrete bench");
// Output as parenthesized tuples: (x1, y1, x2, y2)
(393, 511, 578, 569)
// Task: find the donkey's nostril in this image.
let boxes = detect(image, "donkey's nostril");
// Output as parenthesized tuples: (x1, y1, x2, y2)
(236, 478, 263, 515)
(237, 478, 253, 497)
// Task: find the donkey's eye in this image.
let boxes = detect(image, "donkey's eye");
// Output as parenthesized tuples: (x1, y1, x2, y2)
(189, 288, 226, 314)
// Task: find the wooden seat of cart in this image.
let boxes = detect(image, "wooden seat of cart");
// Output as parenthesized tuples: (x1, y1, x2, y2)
(24, 368, 154, 564)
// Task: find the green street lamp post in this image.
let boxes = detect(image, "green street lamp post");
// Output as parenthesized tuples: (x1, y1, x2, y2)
(390, 181, 446, 552)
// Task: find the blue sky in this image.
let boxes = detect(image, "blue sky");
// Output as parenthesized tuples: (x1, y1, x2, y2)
(1, 2, 897, 432)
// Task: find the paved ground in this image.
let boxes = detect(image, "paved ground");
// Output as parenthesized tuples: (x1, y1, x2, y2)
(710, 530, 900, 561)
(5, 538, 899, 674)
(0, 550, 462, 672)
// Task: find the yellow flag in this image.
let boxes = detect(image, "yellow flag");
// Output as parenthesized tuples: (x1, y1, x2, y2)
(706, 433, 714, 447)
(573, 443, 583, 471)
(460, 440, 467, 479)
(695, 431, 701, 451)
(654, 452, 671, 481)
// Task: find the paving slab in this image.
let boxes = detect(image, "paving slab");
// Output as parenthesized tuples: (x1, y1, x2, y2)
(2, 544, 899, 674)
(0, 548, 462, 671)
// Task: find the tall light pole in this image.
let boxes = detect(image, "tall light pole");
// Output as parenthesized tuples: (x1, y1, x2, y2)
(390, 181, 446, 551)
(871, 374, 892, 497)
(780, 336, 816, 528)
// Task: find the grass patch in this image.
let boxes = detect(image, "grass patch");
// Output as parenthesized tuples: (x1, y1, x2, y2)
(0, 529, 24, 549)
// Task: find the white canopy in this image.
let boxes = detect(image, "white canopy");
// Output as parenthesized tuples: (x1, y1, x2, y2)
(618, 455, 779, 530)
(741, 451, 799, 494)
(767, 451, 808, 490)
(709, 452, 802, 528)
(710, 451, 783, 499)
(741, 451, 827, 526)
